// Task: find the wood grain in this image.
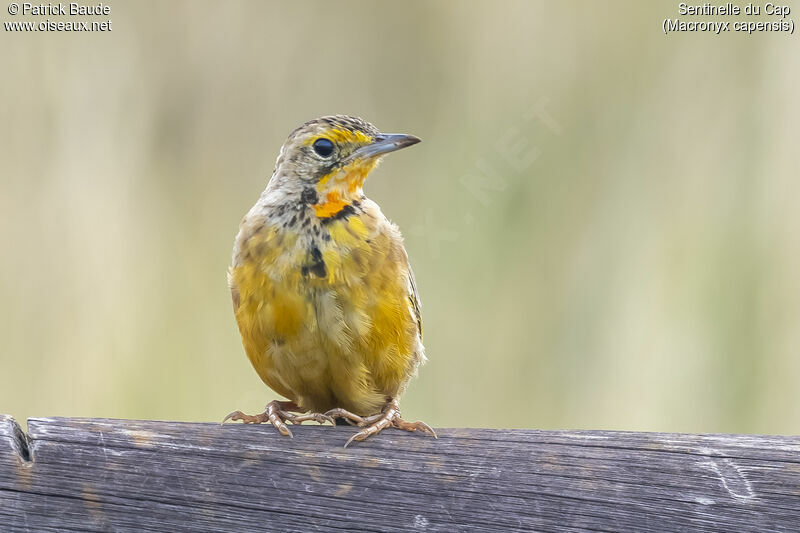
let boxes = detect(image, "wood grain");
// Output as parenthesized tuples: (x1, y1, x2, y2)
(1, 415, 798, 532)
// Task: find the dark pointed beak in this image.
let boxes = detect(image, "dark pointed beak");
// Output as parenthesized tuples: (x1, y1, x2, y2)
(349, 133, 421, 162)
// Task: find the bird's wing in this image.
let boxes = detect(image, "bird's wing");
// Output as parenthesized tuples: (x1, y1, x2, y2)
(407, 265, 423, 341)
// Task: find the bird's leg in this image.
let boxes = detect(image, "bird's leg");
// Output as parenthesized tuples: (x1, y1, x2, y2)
(223, 400, 335, 438)
(327, 399, 437, 448)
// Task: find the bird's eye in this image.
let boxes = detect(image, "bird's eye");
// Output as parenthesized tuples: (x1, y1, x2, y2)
(312, 138, 334, 158)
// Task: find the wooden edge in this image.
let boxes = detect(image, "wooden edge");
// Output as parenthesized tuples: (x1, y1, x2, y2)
(0, 415, 31, 463)
(6, 415, 800, 458)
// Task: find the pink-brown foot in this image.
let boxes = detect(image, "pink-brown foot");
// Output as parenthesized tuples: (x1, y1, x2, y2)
(223, 400, 335, 438)
(325, 399, 437, 447)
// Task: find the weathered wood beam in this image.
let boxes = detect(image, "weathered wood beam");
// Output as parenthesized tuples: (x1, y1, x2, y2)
(1, 415, 798, 532)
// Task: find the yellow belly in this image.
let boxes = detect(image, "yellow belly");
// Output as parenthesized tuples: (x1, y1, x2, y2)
(229, 214, 420, 415)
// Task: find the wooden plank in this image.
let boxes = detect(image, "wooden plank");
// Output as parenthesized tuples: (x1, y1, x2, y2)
(1, 415, 799, 532)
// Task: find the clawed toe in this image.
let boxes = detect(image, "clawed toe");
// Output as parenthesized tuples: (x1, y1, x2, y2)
(342, 399, 437, 448)
(222, 410, 269, 425)
(222, 400, 334, 438)
(394, 418, 437, 437)
(287, 412, 336, 426)
(324, 408, 366, 425)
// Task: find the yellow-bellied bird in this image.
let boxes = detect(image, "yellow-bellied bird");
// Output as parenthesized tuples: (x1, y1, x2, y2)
(225, 116, 435, 447)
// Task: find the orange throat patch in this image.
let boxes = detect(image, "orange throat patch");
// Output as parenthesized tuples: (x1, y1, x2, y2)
(313, 190, 352, 218)
(313, 161, 375, 218)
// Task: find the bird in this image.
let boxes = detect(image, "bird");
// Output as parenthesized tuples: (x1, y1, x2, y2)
(224, 115, 436, 447)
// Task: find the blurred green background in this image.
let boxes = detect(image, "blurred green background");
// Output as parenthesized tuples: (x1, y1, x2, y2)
(2, 1, 798, 435)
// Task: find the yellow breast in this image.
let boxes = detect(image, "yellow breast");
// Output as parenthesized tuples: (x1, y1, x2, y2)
(229, 208, 423, 415)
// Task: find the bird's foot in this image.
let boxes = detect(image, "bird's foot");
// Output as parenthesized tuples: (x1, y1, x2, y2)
(223, 400, 335, 438)
(325, 398, 437, 447)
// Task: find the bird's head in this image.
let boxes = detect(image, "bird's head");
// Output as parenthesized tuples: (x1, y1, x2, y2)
(268, 115, 420, 218)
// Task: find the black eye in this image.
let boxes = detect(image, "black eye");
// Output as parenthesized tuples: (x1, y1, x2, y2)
(312, 138, 334, 158)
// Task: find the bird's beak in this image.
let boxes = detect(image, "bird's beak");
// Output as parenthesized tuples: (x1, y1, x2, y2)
(347, 133, 421, 163)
